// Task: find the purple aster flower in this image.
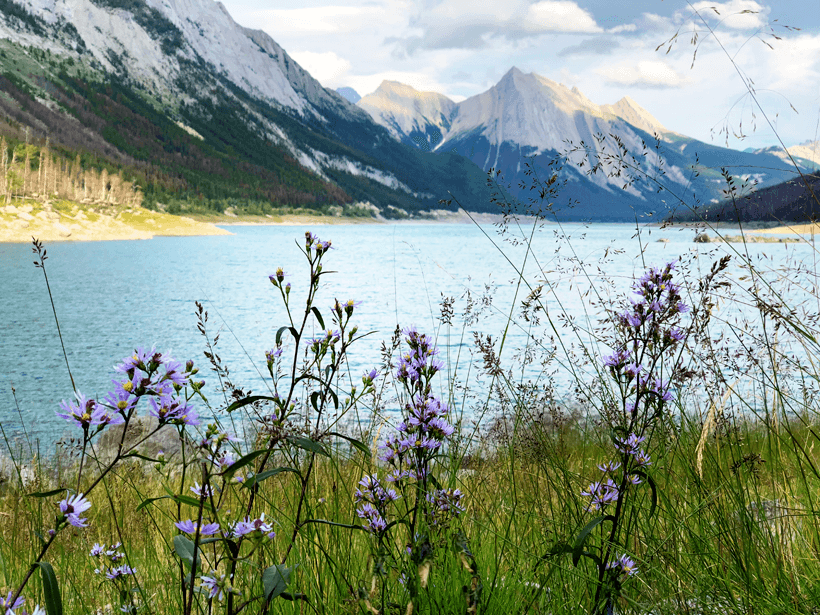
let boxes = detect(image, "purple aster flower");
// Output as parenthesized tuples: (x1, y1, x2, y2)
(55, 392, 108, 430)
(615, 433, 646, 455)
(114, 346, 157, 374)
(175, 520, 220, 536)
(90, 543, 106, 557)
(627, 474, 642, 485)
(148, 396, 199, 426)
(190, 482, 213, 498)
(104, 386, 137, 417)
(667, 327, 685, 342)
(0, 592, 25, 615)
(0, 592, 24, 615)
(231, 513, 275, 539)
(581, 480, 619, 511)
(105, 565, 135, 580)
(634, 450, 652, 467)
(59, 492, 91, 528)
(607, 554, 638, 577)
(676, 301, 690, 313)
(624, 362, 643, 378)
(597, 461, 622, 473)
(200, 575, 224, 601)
(159, 360, 189, 387)
(603, 348, 630, 368)
(265, 348, 283, 365)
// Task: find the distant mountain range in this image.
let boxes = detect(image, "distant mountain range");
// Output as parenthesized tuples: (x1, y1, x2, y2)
(0, 0, 808, 220)
(354, 69, 805, 220)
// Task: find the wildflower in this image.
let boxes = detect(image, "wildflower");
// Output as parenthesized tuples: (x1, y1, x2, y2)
(103, 386, 137, 417)
(105, 565, 136, 580)
(231, 513, 275, 539)
(597, 461, 622, 473)
(148, 396, 199, 426)
(159, 359, 189, 387)
(90, 543, 106, 557)
(175, 520, 220, 536)
(607, 554, 638, 578)
(634, 450, 652, 468)
(362, 368, 378, 386)
(615, 433, 645, 455)
(269, 268, 286, 285)
(115, 347, 160, 374)
(427, 488, 464, 526)
(56, 392, 113, 430)
(581, 480, 619, 511)
(190, 482, 213, 498)
(0, 592, 24, 615)
(59, 492, 91, 528)
(200, 575, 225, 601)
(603, 349, 630, 369)
(265, 347, 283, 366)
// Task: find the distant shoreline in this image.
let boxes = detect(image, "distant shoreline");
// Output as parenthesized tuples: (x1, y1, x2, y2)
(3, 198, 819, 243)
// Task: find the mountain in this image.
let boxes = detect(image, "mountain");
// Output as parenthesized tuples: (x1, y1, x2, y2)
(671, 171, 820, 223)
(748, 140, 820, 171)
(336, 87, 361, 104)
(358, 81, 457, 152)
(0, 0, 493, 216)
(358, 68, 799, 220)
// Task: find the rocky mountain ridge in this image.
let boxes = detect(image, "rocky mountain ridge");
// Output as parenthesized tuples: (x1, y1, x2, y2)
(356, 68, 802, 219)
(0, 0, 493, 215)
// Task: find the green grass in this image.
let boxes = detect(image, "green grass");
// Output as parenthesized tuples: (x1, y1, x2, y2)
(4, 391, 820, 614)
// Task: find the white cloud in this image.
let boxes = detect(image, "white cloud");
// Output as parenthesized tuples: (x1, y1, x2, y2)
(250, 6, 379, 35)
(392, 0, 602, 53)
(524, 2, 601, 34)
(289, 51, 352, 86)
(608, 24, 637, 34)
(599, 60, 689, 89)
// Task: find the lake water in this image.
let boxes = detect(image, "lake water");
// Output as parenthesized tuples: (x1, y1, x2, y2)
(1, 221, 816, 451)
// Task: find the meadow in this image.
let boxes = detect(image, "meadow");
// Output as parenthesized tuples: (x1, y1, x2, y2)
(2, 206, 820, 615)
(4, 14, 820, 614)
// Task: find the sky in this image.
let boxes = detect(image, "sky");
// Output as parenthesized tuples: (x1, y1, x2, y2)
(218, 0, 820, 149)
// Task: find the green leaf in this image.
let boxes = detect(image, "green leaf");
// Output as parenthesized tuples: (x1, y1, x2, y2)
(311, 307, 325, 330)
(632, 470, 658, 518)
(288, 436, 329, 457)
(225, 395, 278, 414)
(221, 449, 268, 481)
(300, 519, 367, 531)
(136, 495, 171, 512)
(241, 467, 301, 490)
(173, 535, 199, 573)
(275, 326, 289, 345)
(172, 494, 214, 512)
(37, 561, 63, 615)
(263, 564, 295, 602)
(310, 391, 320, 413)
(28, 488, 66, 498)
(121, 452, 163, 463)
(327, 432, 371, 459)
(572, 515, 607, 567)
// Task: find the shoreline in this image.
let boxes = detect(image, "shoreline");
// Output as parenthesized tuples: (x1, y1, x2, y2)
(3, 198, 819, 243)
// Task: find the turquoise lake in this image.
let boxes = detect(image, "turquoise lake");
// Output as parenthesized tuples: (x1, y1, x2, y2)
(1, 221, 814, 450)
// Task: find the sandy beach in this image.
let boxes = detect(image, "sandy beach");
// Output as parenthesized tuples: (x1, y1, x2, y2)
(751, 222, 820, 238)
(0, 202, 536, 243)
(0, 201, 232, 243)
